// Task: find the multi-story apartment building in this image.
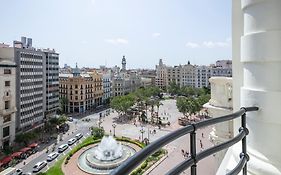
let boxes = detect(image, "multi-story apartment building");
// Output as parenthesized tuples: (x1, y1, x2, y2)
(0, 45, 17, 149)
(44, 49, 59, 118)
(101, 71, 112, 104)
(0, 37, 59, 134)
(155, 59, 232, 89)
(59, 65, 94, 113)
(195, 65, 212, 88)
(59, 65, 104, 114)
(13, 38, 46, 131)
(89, 71, 103, 108)
(211, 60, 232, 77)
(155, 59, 168, 90)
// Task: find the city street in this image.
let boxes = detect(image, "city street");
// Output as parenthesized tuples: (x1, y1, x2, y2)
(14, 109, 107, 174)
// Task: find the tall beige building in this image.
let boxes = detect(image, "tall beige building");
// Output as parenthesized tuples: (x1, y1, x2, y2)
(59, 65, 103, 114)
(89, 71, 103, 108)
(0, 44, 17, 149)
(155, 59, 168, 90)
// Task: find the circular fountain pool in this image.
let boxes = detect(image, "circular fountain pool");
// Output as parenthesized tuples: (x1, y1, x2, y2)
(77, 136, 136, 175)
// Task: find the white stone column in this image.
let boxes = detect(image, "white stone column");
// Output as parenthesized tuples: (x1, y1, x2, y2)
(204, 77, 233, 169)
(218, 0, 281, 174)
(240, 0, 281, 174)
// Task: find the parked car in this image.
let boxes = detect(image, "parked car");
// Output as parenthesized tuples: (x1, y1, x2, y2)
(75, 133, 83, 140)
(58, 144, 69, 153)
(22, 173, 32, 175)
(68, 138, 77, 145)
(32, 161, 47, 173)
(68, 117, 73, 122)
(12, 169, 23, 175)
(47, 152, 59, 162)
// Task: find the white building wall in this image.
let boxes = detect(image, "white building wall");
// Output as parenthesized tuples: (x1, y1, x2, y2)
(0, 58, 16, 148)
(218, 1, 281, 174)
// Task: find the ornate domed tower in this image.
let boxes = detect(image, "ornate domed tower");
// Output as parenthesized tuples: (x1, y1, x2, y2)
(121, 55, 126, 72)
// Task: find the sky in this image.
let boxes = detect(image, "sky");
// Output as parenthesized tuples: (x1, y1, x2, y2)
(0, 0, 231, 69)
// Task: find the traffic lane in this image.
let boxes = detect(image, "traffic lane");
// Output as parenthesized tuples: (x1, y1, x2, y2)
(24, 131, 90, 174)
(22, 129, 90, 174)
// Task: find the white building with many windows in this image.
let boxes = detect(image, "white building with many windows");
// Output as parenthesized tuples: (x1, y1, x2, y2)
(0, 44, 17, 149)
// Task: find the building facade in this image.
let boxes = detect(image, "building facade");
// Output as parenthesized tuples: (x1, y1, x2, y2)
(59, 65, 104, 114)
(14, 39, 46, 131)
(0, 45, 17, 149)
(155, 59, 232, 89)
(155, 59, 168, 90)
(0, 37, 59, 135)
(44, 49, 59, 118)
(102, 71, 112, 104)
(89, 71, 103, 108)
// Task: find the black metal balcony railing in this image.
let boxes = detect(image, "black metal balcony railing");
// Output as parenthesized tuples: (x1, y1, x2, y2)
(112, 107, 259, 175)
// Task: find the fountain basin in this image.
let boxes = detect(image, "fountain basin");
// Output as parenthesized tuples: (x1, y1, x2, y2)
(77, 136, 137, 175)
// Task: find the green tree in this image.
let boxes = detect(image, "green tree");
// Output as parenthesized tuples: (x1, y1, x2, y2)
(59, 96, 68, 114)
(155, 99, 163, 124)
(91, 127, 105, 139)
(176, 97, 200, 118)
(168, 81, 180, 95)
(15, 131, 39, 146)
(110, 94, 135, 116)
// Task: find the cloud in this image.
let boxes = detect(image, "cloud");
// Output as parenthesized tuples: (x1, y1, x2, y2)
(203, 41, 229, 48)
(185, 42, 200, 48)
(203, 38, 231, 48)
(152, 33, 161, 38)
(105, 38, 129, 45)
(185, 38, 231, 49)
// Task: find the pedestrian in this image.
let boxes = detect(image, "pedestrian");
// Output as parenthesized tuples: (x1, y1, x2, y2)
(202, 133, 204, 138)
(23, 161, 26, 165)
(181, 149, 185, 156)
(200, 140, 203, 149)
(185, 151, 189, 158)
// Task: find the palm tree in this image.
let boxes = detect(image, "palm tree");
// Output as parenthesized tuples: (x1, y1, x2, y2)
(156, 100, 163, 124)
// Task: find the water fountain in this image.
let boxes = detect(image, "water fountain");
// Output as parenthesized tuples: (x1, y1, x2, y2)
(77, 136, 136, 175)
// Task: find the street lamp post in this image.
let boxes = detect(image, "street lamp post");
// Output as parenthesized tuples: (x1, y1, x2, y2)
(112, 123, 116, 137)
(140, 127, 145, 142)
(97, 120, 102, 128)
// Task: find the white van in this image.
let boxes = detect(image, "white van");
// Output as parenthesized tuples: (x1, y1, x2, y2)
(67, 138, 77, 145)
(33, 161, 47, 173)
(58, 144, 69, 153)
(47, 152, 59, 162)
(75, 133, 83, 140)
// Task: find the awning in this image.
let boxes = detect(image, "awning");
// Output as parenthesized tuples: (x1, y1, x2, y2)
(19, 147, 31, 153)
(28, 143, 38, 148)
(0, 156, 12, 165)
(11, 152, 23, 158)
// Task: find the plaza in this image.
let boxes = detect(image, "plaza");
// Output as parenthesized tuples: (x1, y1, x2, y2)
(75, 99, 216, 175)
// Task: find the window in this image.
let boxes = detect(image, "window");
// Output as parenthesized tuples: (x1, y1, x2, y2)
(5, 81, 10, 87)
(3, 115, 11, 123)
(5, 101, 9, 109)
(3, 126, 10, 137)
(4, 69, 11, 74)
